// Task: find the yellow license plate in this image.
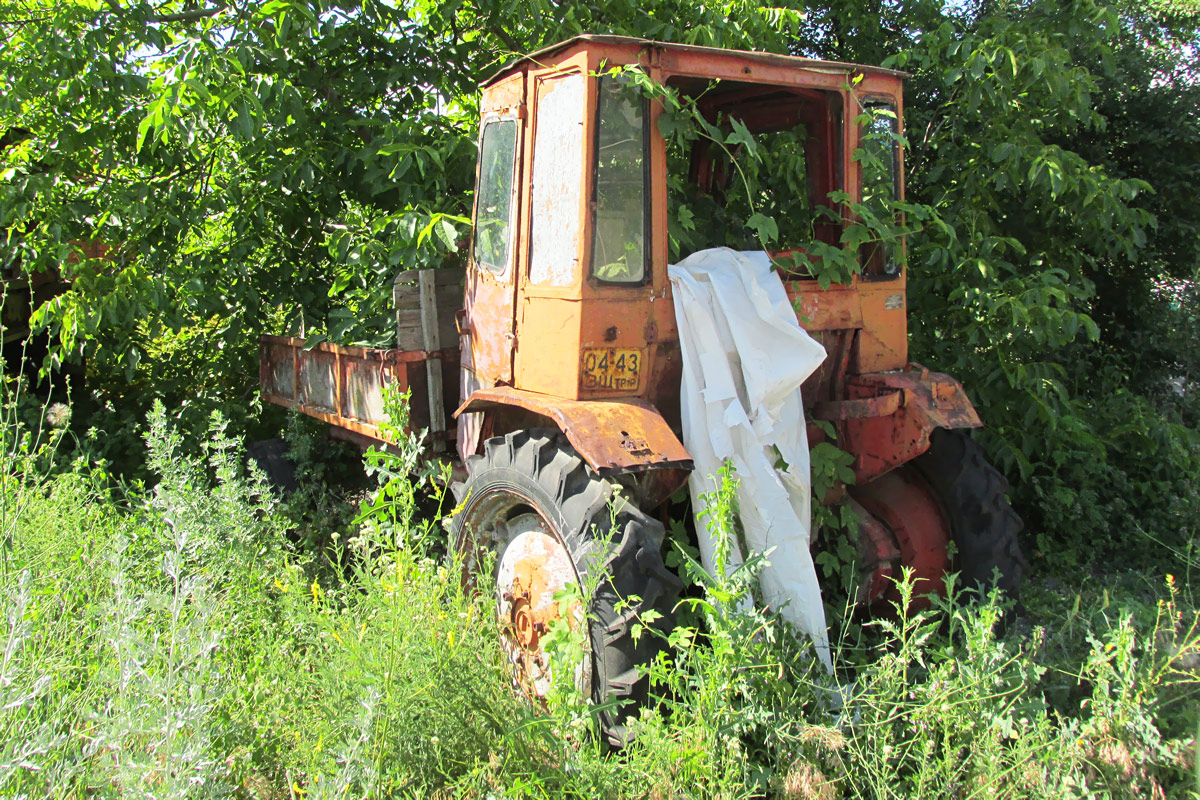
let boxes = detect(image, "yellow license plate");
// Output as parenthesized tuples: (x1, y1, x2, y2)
(580, 348, 642, 392)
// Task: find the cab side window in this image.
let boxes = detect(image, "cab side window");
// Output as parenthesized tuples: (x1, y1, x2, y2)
(474, 118, 519, 273)
(590, 76, 649, 285)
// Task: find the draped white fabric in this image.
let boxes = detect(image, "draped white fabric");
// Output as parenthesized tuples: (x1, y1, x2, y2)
(669, 248, 832, 670)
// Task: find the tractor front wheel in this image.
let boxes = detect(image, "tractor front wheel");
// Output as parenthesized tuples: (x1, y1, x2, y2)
(450, 429, 680, 746)
(852, 427, 1027, 608)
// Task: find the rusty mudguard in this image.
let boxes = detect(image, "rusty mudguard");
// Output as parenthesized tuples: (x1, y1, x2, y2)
(814, 364, 982, 485)
(455, 386, 694, 478)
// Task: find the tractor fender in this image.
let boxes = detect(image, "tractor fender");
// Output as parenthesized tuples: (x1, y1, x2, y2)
(454, 386, 694, 477)
(830, 365, 982, 484)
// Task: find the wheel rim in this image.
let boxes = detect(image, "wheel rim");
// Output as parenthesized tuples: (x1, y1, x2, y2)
(457, 493, 589, 702)
(852, 467, 951, 610)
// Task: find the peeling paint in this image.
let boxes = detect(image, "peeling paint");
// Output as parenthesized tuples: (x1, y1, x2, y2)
(495, 521, 582, 698)
(529, 73, 585, 287)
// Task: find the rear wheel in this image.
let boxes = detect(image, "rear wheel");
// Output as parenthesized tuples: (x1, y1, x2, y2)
(851, 428, 1027, 608)
(450, 429, 680, 746)
(912, 428, 1027, 596)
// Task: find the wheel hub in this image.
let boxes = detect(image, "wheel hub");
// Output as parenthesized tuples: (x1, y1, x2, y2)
(851, 467, 951, 610)
(494, 514, 585, 699)
(511, 596, 538, 649)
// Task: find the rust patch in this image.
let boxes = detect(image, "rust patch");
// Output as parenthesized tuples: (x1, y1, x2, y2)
(259, 335, 458, 445)
(839, 366, 981, 484)
(618, 429, 654, 458)
(455, 385, 692, 474)
(496, 526, 584, 700)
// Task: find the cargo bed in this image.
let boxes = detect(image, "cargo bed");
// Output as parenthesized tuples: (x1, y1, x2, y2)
(259, 268, 462, 450)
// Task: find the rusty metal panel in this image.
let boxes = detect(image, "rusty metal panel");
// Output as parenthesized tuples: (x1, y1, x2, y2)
(528, 72, 586, 288)
(576, 295, 656, 399)
(485, 36, 906, 89)
(659, 49, 853, 93)
(800, 329, 853, 409)
(343, 360, 386, 424)
(787, 280, 864, 331)
(299, 348, 337, 412)
(854, 278, 909, 372)
(456, 386, 692, 475)
(464, 104, 524, 387)
(482, 70, 525, 113)
(813, 389, 902, 421)
(259, 335, 460, 446)
(515, 295, 583, 397)
(842, 367, 981, 484)
(262, 339, 296, 399)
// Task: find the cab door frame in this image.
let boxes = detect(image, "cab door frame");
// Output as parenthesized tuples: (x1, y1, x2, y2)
(462, 88, 525, 386)
(458, 79, 525, 462)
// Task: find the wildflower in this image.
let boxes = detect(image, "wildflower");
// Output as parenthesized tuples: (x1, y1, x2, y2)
(311, 578, 323, 603)
(46, 403, 70, 429)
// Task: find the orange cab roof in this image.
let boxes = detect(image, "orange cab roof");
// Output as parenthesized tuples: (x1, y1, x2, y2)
(482, 34, 907, 87)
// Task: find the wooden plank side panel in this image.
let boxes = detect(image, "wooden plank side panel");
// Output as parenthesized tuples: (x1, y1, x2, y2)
(418, 270, 447, 450)
(396, 269, 463, 349)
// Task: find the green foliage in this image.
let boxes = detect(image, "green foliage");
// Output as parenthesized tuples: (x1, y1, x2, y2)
(631, 466, 830, 795)
(620, 66, 933, 289)
(0, 397, 1197, 797)
(2, 8, 1200, 781)
(3, 0, 1198, 582)
(865, 0, 1200, 568)
(355, 384, 451, 554)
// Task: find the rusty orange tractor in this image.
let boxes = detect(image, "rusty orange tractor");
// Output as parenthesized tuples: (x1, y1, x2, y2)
(260, 35, 1026, 743)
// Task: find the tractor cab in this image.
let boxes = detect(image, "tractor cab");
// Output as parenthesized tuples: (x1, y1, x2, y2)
(458, 36, 922, 482)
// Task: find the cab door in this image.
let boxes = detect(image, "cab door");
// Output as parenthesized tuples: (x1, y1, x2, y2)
(463, 97, 523, 387)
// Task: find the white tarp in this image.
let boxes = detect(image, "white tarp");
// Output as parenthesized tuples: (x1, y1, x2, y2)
(669, 248, 832, 670)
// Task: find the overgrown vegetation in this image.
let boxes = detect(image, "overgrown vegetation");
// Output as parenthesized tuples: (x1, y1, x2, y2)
(3, 0, 1198, 574)
(0, 399, 1196, 798)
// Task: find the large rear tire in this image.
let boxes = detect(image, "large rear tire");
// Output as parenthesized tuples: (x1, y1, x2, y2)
(912, 428, 1028, 596)
(450, 429, 680, 746)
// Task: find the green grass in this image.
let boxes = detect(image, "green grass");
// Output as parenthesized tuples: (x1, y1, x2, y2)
(0, 401, 1197, 799)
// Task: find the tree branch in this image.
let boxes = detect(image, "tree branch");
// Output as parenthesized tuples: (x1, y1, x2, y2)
(487, 23, 522, 58)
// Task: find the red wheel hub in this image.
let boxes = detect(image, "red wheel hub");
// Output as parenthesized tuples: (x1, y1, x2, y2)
(511, 596, 539, 649)
(851, 467, 951, 610)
